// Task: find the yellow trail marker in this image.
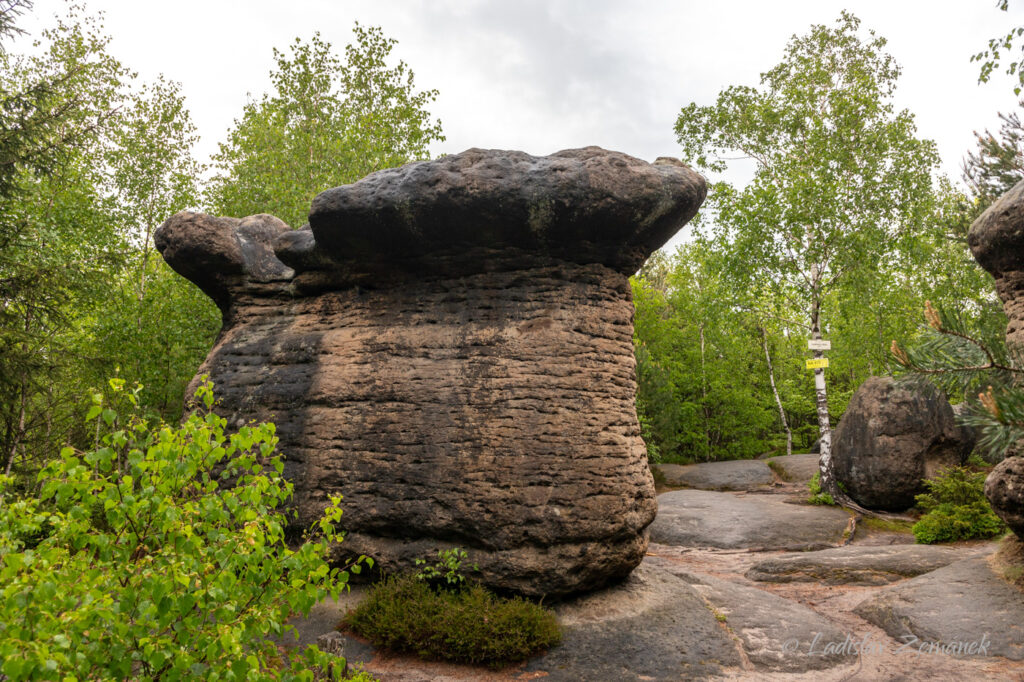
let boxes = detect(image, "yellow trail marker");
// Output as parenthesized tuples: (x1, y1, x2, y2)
(806, 358, 829, 370)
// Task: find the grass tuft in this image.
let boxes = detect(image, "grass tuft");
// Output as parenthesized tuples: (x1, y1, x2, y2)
(341, 575, 561, 668)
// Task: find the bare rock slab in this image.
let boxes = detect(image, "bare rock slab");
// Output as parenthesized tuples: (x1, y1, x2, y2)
(647, 557, 855, 672)
(656, 459, 774, 491)
(649, 490, 852, 550)
(156, 147, 706, 597)
(854, 555, 1024, 660)
(746, 544, 977, 586)
(523, 562, 741, 681)
(767, 453, 820, 483)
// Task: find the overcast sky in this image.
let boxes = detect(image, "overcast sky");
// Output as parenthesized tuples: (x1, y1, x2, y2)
(19, 0, 1024, 246)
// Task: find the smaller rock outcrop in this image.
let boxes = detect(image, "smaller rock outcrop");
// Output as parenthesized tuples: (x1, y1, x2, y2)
(985, 457, 1024, 537)
(832, 376, 971, 511)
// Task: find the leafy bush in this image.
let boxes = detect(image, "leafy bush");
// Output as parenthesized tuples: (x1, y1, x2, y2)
(0, 379, 369, 681)
(414, 547, 478, 589)
(912, 466, 1006, 544)
(343, 574, 561, 668)
(807, 471, 836, 506)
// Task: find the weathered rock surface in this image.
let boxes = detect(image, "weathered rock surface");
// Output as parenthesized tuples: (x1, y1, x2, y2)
(295, 559, 853, 679)
(968, 181, 1024, 540)
(767, 453, 821, 483)
(649, 490, 852, 550)
(647, 558, 855, 672)
(746, 544, 976, 586)
(522, 561, 743, 680)
(656, 459, 774, 491)
(155, 147, 706, 597)
(969, 179, 1024, 351)
(832, 376, 971, 511)
(854, 555, 1024, 660)
(986, 456, 1024, 538)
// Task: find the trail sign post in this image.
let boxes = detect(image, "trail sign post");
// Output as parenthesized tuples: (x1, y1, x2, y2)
(808, 339, 831, 351)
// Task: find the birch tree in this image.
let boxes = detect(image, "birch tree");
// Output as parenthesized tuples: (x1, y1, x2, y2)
(674, 12, 938, 501)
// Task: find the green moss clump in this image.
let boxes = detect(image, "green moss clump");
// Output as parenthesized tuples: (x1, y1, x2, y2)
(861, 517, 915, 534)
(912, 466, 1006, 544)
(341, 575, 561, 668)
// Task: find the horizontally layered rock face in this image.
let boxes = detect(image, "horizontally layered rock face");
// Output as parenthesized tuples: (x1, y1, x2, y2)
(156, 147, 706, 596)
(970, 180, 1024, 539)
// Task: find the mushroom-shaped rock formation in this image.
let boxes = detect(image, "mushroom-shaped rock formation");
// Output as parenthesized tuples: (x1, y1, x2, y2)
(156, 147, 706, 596)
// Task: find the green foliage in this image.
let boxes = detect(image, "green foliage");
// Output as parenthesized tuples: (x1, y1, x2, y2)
(674, 13, 943, 485)
(0, 4, 217, 478)
(342, 574, 560, 668)
(414, 547, 479, 589)
(963, 107, 1024, 206)
(912, 466, 1006, 543)
(0, 379, 368, 680)
(637, 404, 662, 464)
(807, 471, 836, 506)
(208, 25, 444, 227)
(973, 0, 1024, 94)
(632, 242, 779, 462)
(650, 11, 995, 489)
(894, 302, 1024, 461)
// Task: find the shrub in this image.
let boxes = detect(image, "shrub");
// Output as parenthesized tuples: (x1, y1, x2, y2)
(0, 379, 369, 681)
(807, 471, 836, 506)
(342, 574, 561, 668)
(912, 466, 1006, 544)
(414, 547, 478, 589)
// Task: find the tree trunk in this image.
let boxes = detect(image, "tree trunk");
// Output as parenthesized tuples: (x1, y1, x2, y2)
(699, 322, 711, 461)
(810, 294, 838, 495)
(4, 375, 27, 477)
(760, 325, 792, 457)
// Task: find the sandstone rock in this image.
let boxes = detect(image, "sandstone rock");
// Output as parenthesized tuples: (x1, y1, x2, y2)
(522, 561, 743, 680)
(156, 147, 706, 597)
(969, 180, 1024, 350)
(647, 558, 856, 672)
(767, 453, 820, 483)
(854, 555, 1024, 660)
(969, 183, 1024, 539)
(832, 376, 971, 511)
(985, 456, 1024, 537)
(746, 544, 977, 586)
(649, 490, 852, 550)
(655, 459, 774, 491)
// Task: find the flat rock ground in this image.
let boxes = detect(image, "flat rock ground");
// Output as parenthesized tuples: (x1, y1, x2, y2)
(283, 458, 1024, 681)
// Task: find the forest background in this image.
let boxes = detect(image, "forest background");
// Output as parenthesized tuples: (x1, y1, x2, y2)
(2, 0, 1023, 485)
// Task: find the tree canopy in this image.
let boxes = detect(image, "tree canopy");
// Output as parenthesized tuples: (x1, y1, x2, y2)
(208, 25, 445, 228)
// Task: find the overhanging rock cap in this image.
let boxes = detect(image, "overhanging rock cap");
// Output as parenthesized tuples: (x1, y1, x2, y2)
(969, 179, 1024, 278)
(284, 146, 706, 278)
